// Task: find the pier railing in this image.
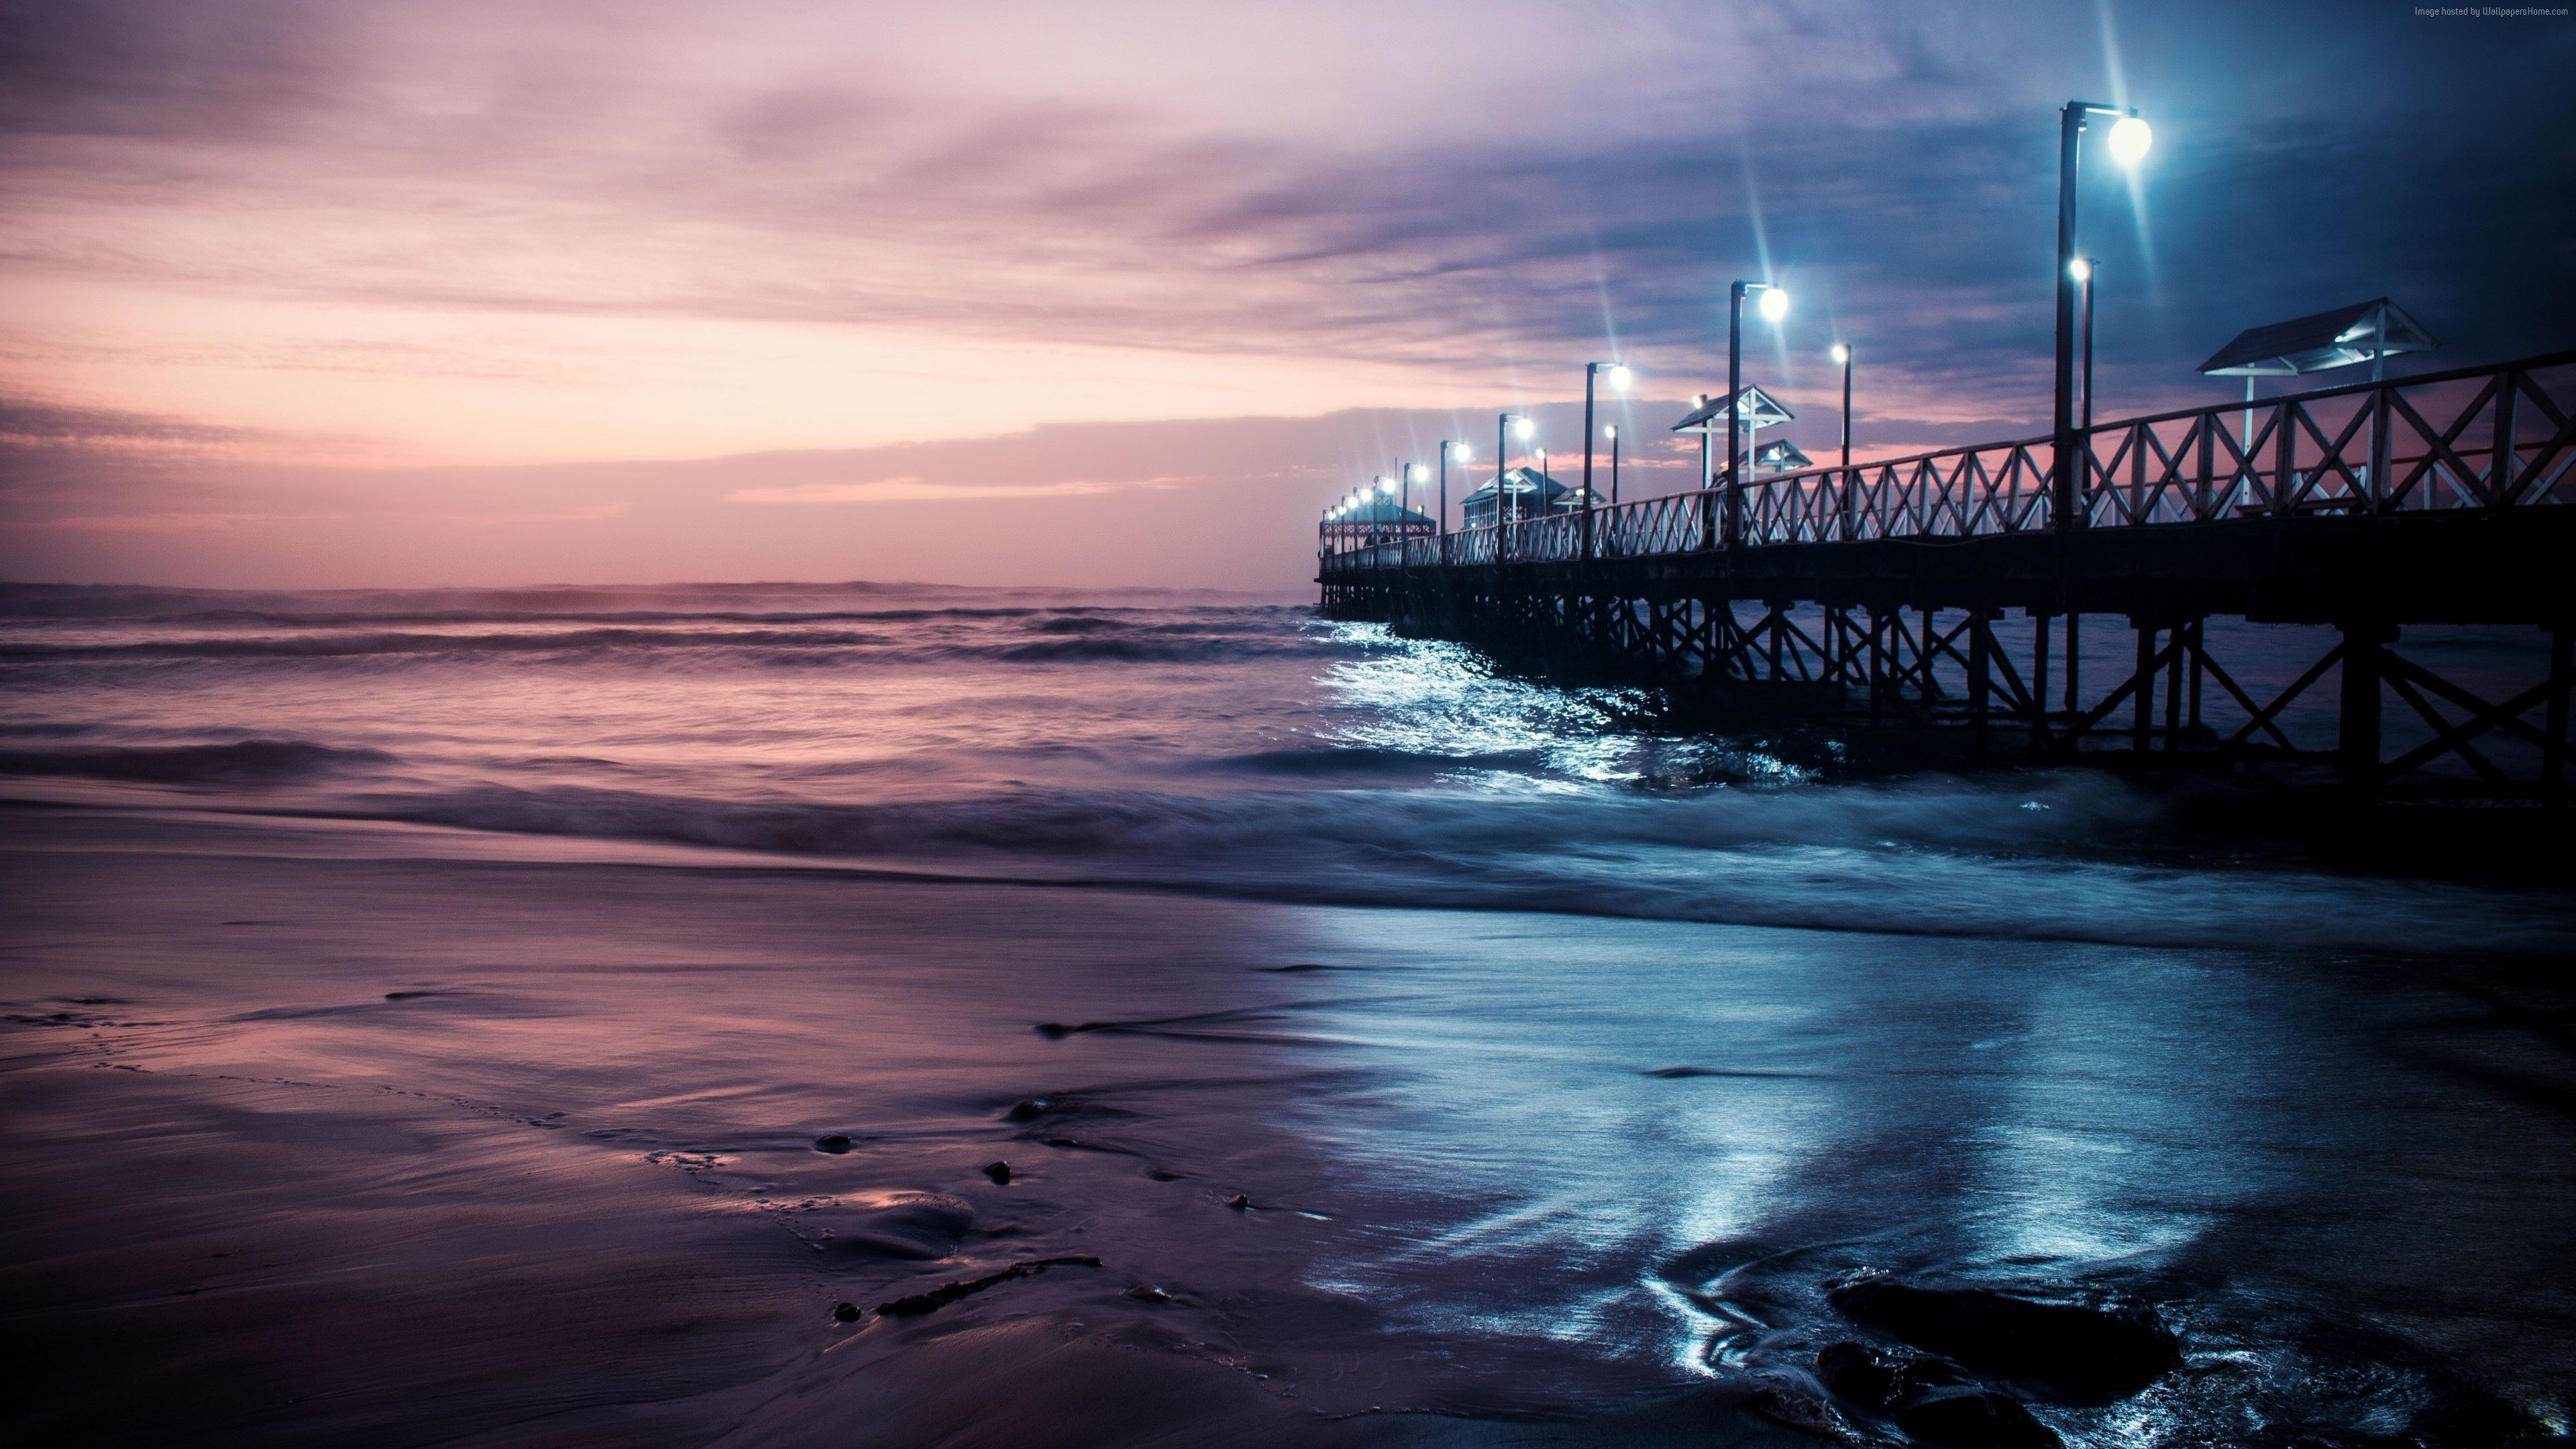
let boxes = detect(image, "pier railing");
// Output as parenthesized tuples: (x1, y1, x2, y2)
(1322, 351, 2576, 573)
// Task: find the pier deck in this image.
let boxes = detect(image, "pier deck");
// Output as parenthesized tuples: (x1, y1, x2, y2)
(1320, 352, 2576, 799)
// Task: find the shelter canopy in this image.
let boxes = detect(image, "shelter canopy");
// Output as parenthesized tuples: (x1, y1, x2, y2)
(2198, 299, 2436, 378)
(1461, 467, 1594, 525)
(1329, 496, 1434, 526)
(1754, 439, 1813, 472)
(1672, 384, 1794, 433)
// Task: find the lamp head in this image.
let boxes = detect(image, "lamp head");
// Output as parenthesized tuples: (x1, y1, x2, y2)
(1758, 286, 1790, 323)
(1407, 464, 1427, 482)
(1829, 343, 1850, 366)
(1512, 417, 1535, 441)
(2106, 114, 2152, 168)
(1451, 441, 1470, 462)
(2068, 256, 2093, 283)
(1605, 364, 1633, 391)
(1604, 424, 1618, 439)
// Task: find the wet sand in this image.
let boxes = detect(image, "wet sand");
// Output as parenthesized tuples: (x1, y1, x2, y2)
(5, 802, 2573, 1446)
(1, 807, 1809, 1446)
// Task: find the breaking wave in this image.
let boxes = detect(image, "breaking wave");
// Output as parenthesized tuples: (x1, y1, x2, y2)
(0, 618, 1313, 667)
(0, 739, 392, 785)
(323, 775, 2576, 955)
(8, 584, 2568, 958)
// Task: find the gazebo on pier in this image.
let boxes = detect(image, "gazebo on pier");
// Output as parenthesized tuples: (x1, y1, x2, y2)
(1460, 467, 1594, 528)
(1753, 438, 1813, 476)
(1672, 384, 1795, 486)
(1320, 494, 1436, 557)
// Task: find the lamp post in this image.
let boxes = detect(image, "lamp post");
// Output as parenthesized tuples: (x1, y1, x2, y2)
(1727, 280, 1790, 548)
(1693, 394, 1711, 492)
(1828, 343, 1852, 467)
(1605, 425, 1621, 506)
(1582, 362, 1631, 559)
(2070, 256, 2099, 431)
(1438, 440, 1468, 540)
(1829, 342, 1854, 542)
(1499, 413, 1533, 527)
(2052, 101, 2150, 532)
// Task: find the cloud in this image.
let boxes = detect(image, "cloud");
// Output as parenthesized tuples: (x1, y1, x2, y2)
(0, 392, 2127, 594)
(729, 477, 1173, 504)
(0, 395, 246, 449)
(0, 0, 2568, 588)
(0, 0, 356, 142)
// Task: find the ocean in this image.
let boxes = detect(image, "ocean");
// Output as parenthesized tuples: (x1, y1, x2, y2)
(3, 580, 2571, 1447)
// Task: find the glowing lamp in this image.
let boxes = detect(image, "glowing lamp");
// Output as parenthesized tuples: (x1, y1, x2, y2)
(2107, 115, 2152, 168)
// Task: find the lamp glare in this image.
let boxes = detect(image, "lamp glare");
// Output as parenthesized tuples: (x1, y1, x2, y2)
(2107, 115, 2152, 168)
(1758, 287, 1790, 323)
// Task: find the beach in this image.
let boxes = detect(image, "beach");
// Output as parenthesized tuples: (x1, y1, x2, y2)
(4, 584, 2573, 1446)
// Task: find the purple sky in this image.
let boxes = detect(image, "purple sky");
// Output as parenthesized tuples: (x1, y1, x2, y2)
(2, 0, 2569, 590)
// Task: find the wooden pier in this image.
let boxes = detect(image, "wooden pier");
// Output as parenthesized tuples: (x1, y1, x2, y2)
(1320, 352, 2576, 801)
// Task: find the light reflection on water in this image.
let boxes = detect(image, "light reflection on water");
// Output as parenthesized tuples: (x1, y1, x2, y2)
(1313, 619, 1811, 787)
(1262, 903, 2563, 1440)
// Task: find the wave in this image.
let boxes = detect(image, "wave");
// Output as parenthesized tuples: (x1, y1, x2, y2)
(0, 627, 898, 661)
(303, 775, 2576, 955)
(1, 602, 1311, 632)
(1204, 745, 1548, 777)
(1, 622, 1329, 668)
(0, 739, 392, 785)
(0, 580, 1291, 623)
(980, 635, 1312, 664)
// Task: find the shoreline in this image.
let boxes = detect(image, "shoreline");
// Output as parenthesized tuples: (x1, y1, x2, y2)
(5, 808, 2571, 1446)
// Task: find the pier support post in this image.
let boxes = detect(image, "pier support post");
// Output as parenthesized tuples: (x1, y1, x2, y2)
(2133, 621, 2155, 753)
(2547, 625, 2571, 807)
(1969, 612, 1992, 756)
(2032, 614, 2051, 729)
(1875, 606, 1896, 722)
(2339, 622, 2391, 800)
(2163, 622, 2186, 751)
(1921, 608, 1938, 704)
(2065, 614, 2080, 714)
(2186, 619, 2205, 733)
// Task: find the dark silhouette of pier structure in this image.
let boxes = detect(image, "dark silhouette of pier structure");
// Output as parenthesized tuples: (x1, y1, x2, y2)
(1318, 351, 2576, 802)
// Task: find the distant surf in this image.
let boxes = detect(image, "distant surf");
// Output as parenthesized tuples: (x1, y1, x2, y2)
(2, 582, 2568, 956)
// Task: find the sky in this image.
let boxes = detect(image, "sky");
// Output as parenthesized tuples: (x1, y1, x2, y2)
(2, 0, 2570, 592)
